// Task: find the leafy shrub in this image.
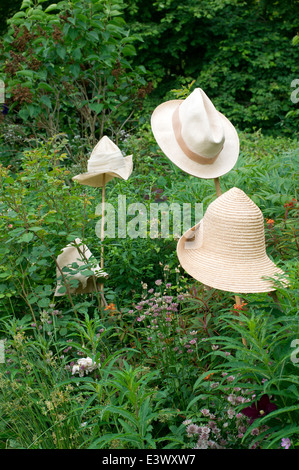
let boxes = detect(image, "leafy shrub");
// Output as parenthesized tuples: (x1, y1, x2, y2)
(0, 0, 149, 155)
(124, 0, 298, 136)
(0, 136, 103, 321)
(0, 118, 298, 449)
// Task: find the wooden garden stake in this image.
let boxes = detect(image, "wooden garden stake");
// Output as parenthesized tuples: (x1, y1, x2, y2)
(100, 173, 107, 307)
(101, 173, 106, 271)
(234, 295, 247, 347)
(71, 136, 132, 310)
(213, 178, 247, 347)
(214, 177, 222, 197)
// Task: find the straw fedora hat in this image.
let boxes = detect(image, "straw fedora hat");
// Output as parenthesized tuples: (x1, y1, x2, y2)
(54, 238, 108, 296)
(177, 187, 287, 293)
(151, 88, 239, 179)
(72, 135, 133, 187)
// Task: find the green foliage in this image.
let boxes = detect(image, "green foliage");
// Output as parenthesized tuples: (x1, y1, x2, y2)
(0, 0, 22, 35)
(191, 262, 299, 449)
(124, 0, 298, 136)
(0, 314, 84, 449)
(0, 87, 298, 449)
(97, 125, 298, 303)
(0, 136, 105, 321)
(0, 0, 148, 154)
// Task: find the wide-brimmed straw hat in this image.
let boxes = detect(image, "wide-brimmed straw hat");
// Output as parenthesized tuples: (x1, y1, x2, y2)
(54, 238, 108, 296)
(72, 135, 133, 187)
(177, 188, 287, 293)
(151, 88, 239, 179)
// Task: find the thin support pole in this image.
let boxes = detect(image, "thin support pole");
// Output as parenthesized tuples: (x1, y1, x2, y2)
(101, 174, 106, 271)
(100, 174, 106, 308)
(214, 178, 247, 347)
(214, 177, 222, 197)
(234, 295, 247, 347)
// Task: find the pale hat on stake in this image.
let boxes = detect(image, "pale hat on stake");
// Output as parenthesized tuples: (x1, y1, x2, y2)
(54, 238, 108, 296)
(72, 135, 133, 187)
(151, 88, 239, 179)
(177, 188, 287, 294)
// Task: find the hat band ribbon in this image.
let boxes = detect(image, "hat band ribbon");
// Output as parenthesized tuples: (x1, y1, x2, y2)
(172, 107, 222, 165)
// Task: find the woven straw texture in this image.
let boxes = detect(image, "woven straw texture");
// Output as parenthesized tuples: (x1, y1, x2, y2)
(177, 187, 287, 293)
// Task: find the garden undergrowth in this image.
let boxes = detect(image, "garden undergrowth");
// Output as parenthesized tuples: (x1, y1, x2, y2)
(0, 128, 298, 449)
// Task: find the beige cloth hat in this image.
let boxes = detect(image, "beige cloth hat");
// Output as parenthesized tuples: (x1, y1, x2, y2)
(177, 188, 287, 293)
(72, 135, 133, 187)
(151, 88, 239, 179)
(54, 238, 108, 296)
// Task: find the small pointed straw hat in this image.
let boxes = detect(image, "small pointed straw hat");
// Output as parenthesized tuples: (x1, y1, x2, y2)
(151, 88, 239, 179)
(177, 188, 287, 293)
(72, 135, 133, 187)
(54, 238, 108, 296)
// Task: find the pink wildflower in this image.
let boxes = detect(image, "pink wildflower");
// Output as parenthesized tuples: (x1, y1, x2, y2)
(281, 438, 291, 449)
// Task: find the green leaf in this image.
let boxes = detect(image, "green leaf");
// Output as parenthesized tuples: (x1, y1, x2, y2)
(89, 103, 104, 114)
(40, 95, 52, 108)
(21, 0, 32, 9)
(73, 48, 82, 61)
(38, 82, 55, 93)
(122, 44, 136, 57)
(12, 12, 26, 19)
(28, 295, 39, 305)
(18, 108, 29, 121)
(69, 64, 80, 78)
(16, 70, 34, 79)
(37, 297, 50, 308)
(44, 3, 59, 12)
(87, 31, 99, 42)
(27, 104, 40, 118)
(18, 232, 34, 243)
(56, 45, 66, 60)
(29, 227, 43, 233)
(4, 176, 14, 184)
(88, 432, 143, 449)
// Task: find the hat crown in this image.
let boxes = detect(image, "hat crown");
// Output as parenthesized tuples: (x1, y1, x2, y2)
(179, 88, 225, 159)
(194, 188, 266, 260)
(87, 136, 125, 172)
(177, 188, 286, 293)
(90, 136, 119, 158)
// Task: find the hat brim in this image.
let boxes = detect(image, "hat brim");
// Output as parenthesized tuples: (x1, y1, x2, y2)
(177, 222, 287, 294)
(151, 100, 239, 179)
(72, 155, 133, 187)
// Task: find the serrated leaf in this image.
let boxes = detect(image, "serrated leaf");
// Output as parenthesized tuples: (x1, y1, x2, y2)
(18, 232, 34, 243)
(40, 95, 52, 108)
(37, 297, 50, 308)
(56, 45, 66, 60)
(87, 31, 99, 42)
(89, 103, 104, 114)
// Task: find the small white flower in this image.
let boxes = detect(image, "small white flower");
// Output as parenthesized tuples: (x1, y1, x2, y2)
(72, 357, 99, 377)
